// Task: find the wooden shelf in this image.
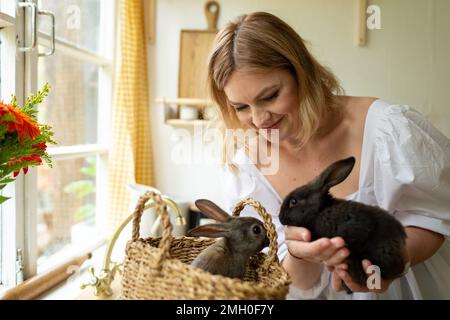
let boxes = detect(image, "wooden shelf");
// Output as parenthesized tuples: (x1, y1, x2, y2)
(156, 97, 214, 127)
(0, 12, 14, 29)
(165, 119, 210, 127)
(155, 97, 212, 109)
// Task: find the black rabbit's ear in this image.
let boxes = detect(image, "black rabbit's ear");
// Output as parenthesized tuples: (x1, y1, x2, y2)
(314, 157, 355, 191)
(187, 223, 229, 238)
(195, 199, 231, 222)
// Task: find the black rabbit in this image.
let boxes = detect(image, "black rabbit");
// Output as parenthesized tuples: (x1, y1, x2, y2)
(187, 199, 270, 279)
(279, 156, 407, 293)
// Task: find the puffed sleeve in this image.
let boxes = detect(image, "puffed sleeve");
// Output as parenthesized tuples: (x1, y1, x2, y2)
(373, 104, 450, 239)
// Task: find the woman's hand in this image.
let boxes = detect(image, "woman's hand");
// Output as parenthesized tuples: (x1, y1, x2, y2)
(285, 226, 350, 268)
(332, 259, 395, 294)
(332, 242, 412, 294)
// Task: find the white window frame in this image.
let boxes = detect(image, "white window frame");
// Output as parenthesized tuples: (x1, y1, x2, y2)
(1, 0, 117, 287)
(1, 0, 27, 289)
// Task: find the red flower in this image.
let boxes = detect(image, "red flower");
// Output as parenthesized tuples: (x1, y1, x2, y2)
(0, 101, 40, 141)
(13, 168, 28, 178)
(8, 154, 43, 177)
(32, 142, 47, 151)
(21, 155, 42, 164)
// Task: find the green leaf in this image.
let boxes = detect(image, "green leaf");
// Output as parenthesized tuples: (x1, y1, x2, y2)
(80, 166, 96, 177)
(63, 180, 95, 198)
(86, 157, 96, 165)
(74, 204, 95, 222)
(0, 195, 10, 204)
(0, 178, 15, 185)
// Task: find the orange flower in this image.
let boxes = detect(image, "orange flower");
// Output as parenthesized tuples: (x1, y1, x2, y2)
(0, 101, 40, 141)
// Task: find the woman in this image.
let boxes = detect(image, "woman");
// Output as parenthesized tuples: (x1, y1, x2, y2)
(207, 12, 450, 299)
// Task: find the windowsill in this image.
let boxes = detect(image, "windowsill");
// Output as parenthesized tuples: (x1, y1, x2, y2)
(36, 223, 133, 300)
(38, 243, 113, 300)
(0, 241, 110, 300)
(38, 233, 107, 274)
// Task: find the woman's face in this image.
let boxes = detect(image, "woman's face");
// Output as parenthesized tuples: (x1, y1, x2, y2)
(223, 68, 300, 143)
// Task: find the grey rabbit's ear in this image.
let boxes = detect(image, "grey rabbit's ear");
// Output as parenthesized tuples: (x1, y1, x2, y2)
(195, 199, 231, 222)
(187, 223, 229, 238)
(313, 157, 355, 191)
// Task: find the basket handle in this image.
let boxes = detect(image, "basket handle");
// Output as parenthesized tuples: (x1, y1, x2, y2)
(232, 198, 279, 269)
(131, 191, 173, 270)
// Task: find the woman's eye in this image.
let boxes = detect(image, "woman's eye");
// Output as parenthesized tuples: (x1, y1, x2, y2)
(235, 105, 248, 112)
(262, 91, 279, 102)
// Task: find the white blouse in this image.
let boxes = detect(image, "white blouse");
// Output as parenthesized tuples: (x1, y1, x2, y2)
(219, 99, 450, 300)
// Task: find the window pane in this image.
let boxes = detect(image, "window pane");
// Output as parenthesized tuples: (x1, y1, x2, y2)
(0, 0, 16, 17)
(38, 49, 99, 146)
(37, 156, 100, 272)
(38, 0, 101, 53)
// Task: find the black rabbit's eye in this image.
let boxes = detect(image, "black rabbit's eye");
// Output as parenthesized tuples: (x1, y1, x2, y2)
(253, 225, 261, 234)
(289, 198, 298, 208)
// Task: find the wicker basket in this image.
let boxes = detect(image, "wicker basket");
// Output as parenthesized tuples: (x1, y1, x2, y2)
(121, 191, 291, 300)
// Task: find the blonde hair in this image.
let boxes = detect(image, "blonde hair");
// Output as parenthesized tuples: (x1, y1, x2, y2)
(207, 12, 343, 166)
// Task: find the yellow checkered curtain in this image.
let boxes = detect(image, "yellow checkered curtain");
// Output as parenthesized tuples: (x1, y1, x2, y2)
(107, 0, 154, 232)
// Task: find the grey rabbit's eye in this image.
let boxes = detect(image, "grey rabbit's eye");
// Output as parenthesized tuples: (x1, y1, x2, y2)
(289, 198, 298, 208)
(252, 225, 261, 234)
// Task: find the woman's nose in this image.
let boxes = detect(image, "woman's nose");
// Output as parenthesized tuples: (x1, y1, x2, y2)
(251, 108, 271, 128)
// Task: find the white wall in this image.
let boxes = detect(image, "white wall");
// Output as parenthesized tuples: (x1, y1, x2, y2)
(148, 0, 450, 205)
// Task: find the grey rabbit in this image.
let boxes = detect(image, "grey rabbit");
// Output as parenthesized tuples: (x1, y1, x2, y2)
(279, 156, 407, 293)
(186, 199, 270, 279)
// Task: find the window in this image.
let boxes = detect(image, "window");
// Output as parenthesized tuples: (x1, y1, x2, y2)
(35, 0, 115, 273)
(0, 0, 115, 285)
(1, 0, 23, 287)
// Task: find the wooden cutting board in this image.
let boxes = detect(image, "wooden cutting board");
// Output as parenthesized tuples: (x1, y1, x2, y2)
(178, 1, 220, 101)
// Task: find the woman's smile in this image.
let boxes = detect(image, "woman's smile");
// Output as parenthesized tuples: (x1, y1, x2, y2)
(261, 116, 284, 130)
